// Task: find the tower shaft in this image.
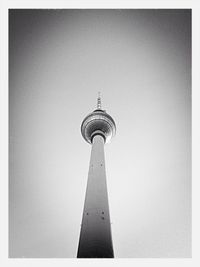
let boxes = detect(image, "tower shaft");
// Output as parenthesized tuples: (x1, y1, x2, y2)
(77, 135, 114, 258)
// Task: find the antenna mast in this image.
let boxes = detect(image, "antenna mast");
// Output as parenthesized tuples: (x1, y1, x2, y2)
(97, 92, 102, 109)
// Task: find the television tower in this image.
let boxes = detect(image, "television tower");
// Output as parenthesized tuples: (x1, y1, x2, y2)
(77, 93, 116, 258)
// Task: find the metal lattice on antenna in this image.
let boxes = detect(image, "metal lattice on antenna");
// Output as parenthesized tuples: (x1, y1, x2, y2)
(97, 92, 102, 109)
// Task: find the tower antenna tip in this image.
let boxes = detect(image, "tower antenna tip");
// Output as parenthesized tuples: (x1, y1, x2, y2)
(97, 92, 102, 109)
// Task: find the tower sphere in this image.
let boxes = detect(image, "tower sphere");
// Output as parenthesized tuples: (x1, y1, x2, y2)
(81, 108, 116, 144)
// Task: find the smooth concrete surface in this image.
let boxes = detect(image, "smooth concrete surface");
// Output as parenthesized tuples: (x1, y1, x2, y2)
(77, 135, 114, 258)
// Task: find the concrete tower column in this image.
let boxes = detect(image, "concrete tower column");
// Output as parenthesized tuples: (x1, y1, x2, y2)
(77, 135, 114, 258)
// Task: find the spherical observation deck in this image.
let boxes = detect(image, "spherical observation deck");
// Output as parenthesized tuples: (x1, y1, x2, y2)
(81, 94, 116, 144)
(81, 109, 116, 144)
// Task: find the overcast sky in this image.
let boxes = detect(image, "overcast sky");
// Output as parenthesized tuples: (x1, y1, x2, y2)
(9, 9, 191, 258)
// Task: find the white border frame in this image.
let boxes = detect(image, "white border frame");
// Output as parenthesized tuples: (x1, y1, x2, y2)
(1, 1, 199, 266)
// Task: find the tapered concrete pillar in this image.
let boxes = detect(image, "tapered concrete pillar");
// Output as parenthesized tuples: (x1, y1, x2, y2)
(77, 135, 114, 258)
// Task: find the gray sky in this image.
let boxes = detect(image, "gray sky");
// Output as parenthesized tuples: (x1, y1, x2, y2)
(9, 9, 191, 258)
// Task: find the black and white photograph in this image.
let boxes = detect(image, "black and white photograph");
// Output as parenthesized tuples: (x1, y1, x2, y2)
(8, 8, 191, 259)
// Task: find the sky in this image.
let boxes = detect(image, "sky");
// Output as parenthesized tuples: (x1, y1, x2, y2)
(9, 9, 191, 258)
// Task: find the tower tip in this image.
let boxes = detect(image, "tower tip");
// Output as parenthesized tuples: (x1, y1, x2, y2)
(97, 92, 102, 109)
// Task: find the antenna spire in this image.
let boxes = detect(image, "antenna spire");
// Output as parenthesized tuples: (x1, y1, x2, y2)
(97, 92, 102, 109)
